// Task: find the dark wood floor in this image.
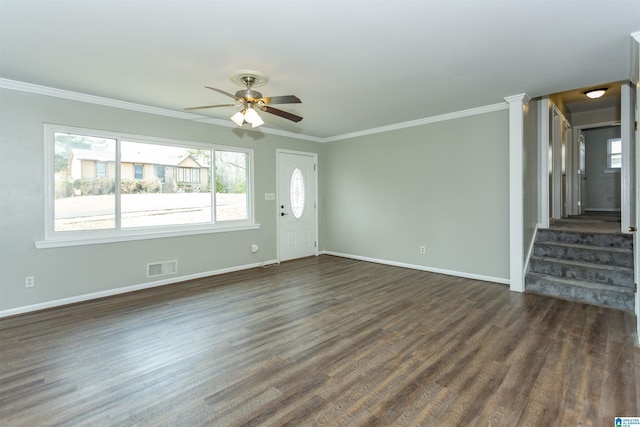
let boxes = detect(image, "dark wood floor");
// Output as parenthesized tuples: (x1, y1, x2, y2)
(1, 255, 638, 426)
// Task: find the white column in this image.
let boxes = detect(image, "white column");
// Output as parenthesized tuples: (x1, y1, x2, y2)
(631, 31, 640, 346)
(505, 94, 530, 293)
(538, 97, 550, 228)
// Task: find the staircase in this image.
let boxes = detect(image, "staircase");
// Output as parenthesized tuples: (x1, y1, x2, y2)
(525, 215, 635, 312)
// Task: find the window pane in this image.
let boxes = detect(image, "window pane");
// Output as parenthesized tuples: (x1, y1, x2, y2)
(54, 132, 116, 231)
(611, 153, 622, 169)
(215, 150, 248, 221)
(121, 141, 211, 228)
(611, 139, 621, 155)
(609, 139, 622, 168)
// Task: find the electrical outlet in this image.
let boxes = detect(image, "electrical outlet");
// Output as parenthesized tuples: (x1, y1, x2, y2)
(419, 245, 426, 254)
(251, 244, 259, 253)
(25, 276, 35, 288)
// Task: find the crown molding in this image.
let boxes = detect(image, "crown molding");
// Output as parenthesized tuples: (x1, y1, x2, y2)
(323, 102, 508, 143)
(0, 78, 324, 143)
(504, 93, 530, 105)
(1, 77, 507, 144)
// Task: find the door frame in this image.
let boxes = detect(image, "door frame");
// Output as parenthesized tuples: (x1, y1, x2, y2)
(568, 120, 620, 217)
(276, 148, 319, 262)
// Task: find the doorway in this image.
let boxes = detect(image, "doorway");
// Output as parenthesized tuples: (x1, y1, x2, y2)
(277, 150, 318, 261)
(582, 125, 622, 214)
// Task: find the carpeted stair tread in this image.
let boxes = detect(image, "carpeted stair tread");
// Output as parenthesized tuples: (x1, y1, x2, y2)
(526, 222, 634, 311)
(534, 241, 631, 253)
(536, 229, 632, 249)
(525, 272, 635, 312)
(533, 241, 633, 268)
(528, 255, 633, 288)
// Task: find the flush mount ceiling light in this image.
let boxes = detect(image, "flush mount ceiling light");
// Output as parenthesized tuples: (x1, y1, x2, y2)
(584, 88, 608, 99)
(185, 70, 303, 128)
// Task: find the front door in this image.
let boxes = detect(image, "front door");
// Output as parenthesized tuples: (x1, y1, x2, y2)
(277, 150, 317, 261)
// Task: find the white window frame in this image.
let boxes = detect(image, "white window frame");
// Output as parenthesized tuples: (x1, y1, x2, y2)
(607, 137, 622, 169)
(38, 124, 258, 249)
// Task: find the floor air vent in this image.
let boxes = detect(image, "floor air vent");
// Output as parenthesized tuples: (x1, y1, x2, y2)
(147, 260, 178, 278)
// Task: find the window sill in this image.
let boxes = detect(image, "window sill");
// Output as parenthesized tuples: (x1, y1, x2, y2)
(602, 168, 621, 174)
(35, 223, 261, 249)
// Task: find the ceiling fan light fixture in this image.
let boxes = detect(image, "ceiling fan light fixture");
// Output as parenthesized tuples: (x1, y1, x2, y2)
(244, 107, 262, 126)
(185, 70, 302, 126)
(250, 113, 264, 128)
(584, 88, 607, 99)
(230, 111, 245, 126)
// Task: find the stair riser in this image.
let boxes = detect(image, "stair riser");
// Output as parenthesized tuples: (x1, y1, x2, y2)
(525, 276, 635, 312)
(528, 259, 633, 288)
(536, 229, 632, 249)
(533, 244, 633, 268)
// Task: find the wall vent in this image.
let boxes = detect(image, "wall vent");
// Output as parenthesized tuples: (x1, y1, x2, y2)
(147, 260, 178, 278)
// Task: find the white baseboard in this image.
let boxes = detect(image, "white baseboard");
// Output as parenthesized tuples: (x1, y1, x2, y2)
(0, 259, 278, 319)
(583, 208, 621, 212)
(320, 250, 509, 285)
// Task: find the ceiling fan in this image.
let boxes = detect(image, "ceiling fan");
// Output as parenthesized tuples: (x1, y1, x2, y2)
(185, 70, 302, 128)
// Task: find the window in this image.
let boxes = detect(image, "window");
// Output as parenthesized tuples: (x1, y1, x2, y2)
(44, 124, 255, 246)
(215, 150, 248, 221)
(134, 164, 143, 179)
(177, 167, 200, 183)
(608, 138, 621, 169)
(96, 162, 107, 178)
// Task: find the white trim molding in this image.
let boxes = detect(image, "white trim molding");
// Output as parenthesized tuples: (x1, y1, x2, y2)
(323, 103, 508, 143)
(0, 259, 278, 319)
(505, 93, 530, 293)
(0, 78, 324, 143)
(322, 251, 510, 285)
(1, 77, 507, 144)
(537, 97, 550, 228)
(621, 82, 635, 234)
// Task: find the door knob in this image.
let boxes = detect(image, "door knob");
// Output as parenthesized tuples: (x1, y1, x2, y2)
(629, 226, 637, 232)
(281, 212, 288, 216)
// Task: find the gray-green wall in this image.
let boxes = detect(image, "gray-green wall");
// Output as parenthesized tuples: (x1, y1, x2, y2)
(1, 89, 511, 314)
(0, 89, 323, 313)
(322, 109, 510, 281)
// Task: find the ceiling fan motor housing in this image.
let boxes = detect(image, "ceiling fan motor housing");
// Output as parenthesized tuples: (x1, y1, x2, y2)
(235, 89, 263, 101)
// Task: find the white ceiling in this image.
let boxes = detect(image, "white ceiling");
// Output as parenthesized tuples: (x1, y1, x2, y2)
(0, 0, 638, 140)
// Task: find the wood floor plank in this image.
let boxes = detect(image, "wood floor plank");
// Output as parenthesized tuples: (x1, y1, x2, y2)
(0, 255, 638, 426)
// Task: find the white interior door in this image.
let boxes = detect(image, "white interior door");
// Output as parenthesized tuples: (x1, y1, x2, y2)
(277, 150, 317, 261)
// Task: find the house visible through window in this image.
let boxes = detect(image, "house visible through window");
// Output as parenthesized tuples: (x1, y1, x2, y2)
(608, 138, 621, 169)
(46, 125, 254, 240)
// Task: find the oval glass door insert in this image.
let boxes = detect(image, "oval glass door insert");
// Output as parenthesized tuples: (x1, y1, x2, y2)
(290, 168, 305, 219)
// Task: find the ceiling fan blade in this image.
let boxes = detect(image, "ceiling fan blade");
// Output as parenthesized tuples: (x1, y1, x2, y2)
(260, 95, 301, 105)
(262, 106, 303, 123)
(184, 103, 236, 111)
(205, 86, 241, 100)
